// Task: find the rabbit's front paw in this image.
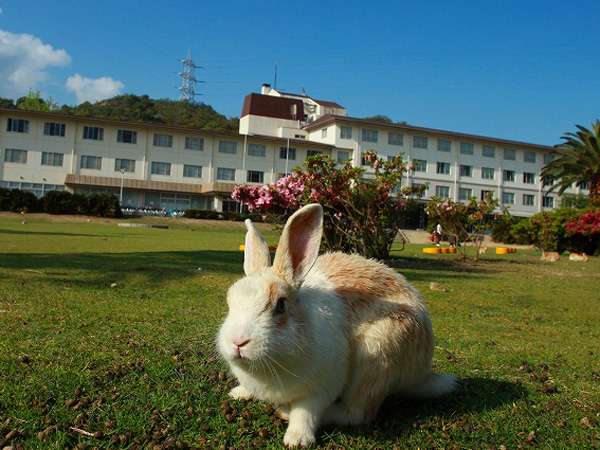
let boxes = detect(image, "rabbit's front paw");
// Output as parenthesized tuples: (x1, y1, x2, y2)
(229, 385, 252, 400)
(283, 425, 315, 448)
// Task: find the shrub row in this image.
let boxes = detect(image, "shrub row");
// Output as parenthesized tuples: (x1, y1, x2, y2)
(184, 209, 264, 222)
(0, 188, 122, 218)
(492, 207, 600, 254)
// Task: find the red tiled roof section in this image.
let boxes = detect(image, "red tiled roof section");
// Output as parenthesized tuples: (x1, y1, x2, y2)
(241, 93, 304, 121)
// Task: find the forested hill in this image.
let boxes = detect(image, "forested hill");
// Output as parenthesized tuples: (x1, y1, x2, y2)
(60, 95, 239, 131)
(0, 93, 239, 131)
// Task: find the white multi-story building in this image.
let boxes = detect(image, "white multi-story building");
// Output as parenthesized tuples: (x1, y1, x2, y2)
(0, 84, 587, 216)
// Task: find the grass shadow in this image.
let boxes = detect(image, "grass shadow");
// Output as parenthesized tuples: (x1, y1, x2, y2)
(0, 250, 244, 287)
(0, 228, 137, 238)
(329, 377, 528, 442)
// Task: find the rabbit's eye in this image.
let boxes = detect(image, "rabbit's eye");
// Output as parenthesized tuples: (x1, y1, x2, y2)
(274, 297, 286, 314)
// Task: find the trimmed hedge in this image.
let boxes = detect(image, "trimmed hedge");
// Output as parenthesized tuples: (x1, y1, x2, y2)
(184, 209, 264, 222)
(492, 207, 600, 254)
(0, 188, 122, 218)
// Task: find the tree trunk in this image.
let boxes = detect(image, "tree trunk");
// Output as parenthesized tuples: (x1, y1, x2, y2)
(590, 177, 600, 207)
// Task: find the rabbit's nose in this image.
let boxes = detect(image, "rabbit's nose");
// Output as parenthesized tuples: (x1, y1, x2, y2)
(233, 338, 250, 348)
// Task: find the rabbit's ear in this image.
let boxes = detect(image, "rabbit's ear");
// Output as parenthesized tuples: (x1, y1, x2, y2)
(243, 219, 271, 276)
(272, 204, 323, 287)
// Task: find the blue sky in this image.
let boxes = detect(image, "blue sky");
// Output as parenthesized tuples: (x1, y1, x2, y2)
(1, 0, 599, 145)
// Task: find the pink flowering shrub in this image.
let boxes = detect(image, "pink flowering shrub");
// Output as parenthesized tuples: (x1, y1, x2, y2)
(232, 152, 420, 259)
(564, 210, 600, 254)
(425, 194, 499, 260)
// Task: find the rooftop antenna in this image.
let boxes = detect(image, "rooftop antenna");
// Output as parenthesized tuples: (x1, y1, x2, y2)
(178, 49, 202, 102)
(273, 64, 278, 90)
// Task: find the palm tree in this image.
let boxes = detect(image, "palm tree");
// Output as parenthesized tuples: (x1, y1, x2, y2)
(542, 121, 600, 207)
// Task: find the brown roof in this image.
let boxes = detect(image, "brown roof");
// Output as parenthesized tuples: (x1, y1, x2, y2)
(304, 115, 554, 150)
(312, 99, 345, 109)
(241, 93, 304, 121)
(0, 107, 333, 150)
(65, 174, 235, 194)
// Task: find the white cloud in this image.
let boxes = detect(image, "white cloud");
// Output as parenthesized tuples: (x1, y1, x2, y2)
(65, 74, 124, 103)
(0, 29, 70, 97)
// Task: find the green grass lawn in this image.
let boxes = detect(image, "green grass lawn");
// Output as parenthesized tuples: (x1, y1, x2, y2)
(0, 215, 599, 449)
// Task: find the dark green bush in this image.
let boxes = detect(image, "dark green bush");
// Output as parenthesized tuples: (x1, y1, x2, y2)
(0, 188, 41, 212)
(0, 188, 121, 217)
(184, 209, 264, 222)
(87, 193, 122, 218)
(184, 209, 222, 220)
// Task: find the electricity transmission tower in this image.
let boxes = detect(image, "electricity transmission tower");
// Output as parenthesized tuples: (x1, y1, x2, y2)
(178, 50, 201, 102)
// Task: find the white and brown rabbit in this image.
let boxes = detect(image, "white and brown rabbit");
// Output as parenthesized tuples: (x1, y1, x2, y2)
(217, 204, 456, 447)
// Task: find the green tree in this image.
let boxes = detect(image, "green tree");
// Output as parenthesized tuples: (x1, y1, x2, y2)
(59, 94, 239, 131)
(542, 121, 600, 207)
(16, 90, 58, 111)
(0, 98, 15, 109)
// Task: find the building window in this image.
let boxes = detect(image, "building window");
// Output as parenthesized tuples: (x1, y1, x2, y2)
(361, 128, 378, 143)
(481, 190, 494, 200)
(412, 159, 427, 172)
(4, 148, 27, 163)
(340, 126, 352, 139)
(388, 132, 403, 146)
(502, 192, 515, 205)
(543, 196, 554, 208)
(247, 143, 266, 157)
(246, 170, 264, 183)
(503, 170, 515, 182)
(151, 161, 171, 176)
(337, 150, 350, 163)
(524, 150, 536, 163)
(481, 167, 495, 180)
(437, 138, 451, 152)
(217, 140, 237, 154)
(183, 164, 202, 178)
(321, 128, 328, 138)
(543, 175, 554, 187)
(306, 150, 322, 158)
(83, 126, 104, 140)
(435, 185, 450, 198)
(543, 153, 555, 165)
(217, 167, 235, 181)
(279, 147, 296, 160)
(413, 135, 428, 149)
(412, 183, 427, 195)
(460, 165, 472, 177)
(115, 158, 135, 173)
(459, 188, 473, 201)
(482, 145, 495, 158)
(579, 181, 589, 191)
(116, 129, 137, 144)
(153, 134, 173, 148)
(185, 136, 204, 151)
(523, 172, 535, 184)
(41, 152, 63, 167)
(523, 194, 535, 206)
(436, 162, 450, 174)
(460, 142, 474, 155)
(504, 148, 516, 160)
(7, 118, 29, 133)
(81, 155, 102, 170)
(43, 122, 66, 137)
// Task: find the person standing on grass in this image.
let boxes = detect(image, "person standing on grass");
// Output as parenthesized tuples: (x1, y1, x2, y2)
(435, 223, 443, 246)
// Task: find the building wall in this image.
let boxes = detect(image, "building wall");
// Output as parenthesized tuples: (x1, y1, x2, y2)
(306, 122, 587, 216)
(0, 112, 332, 211)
